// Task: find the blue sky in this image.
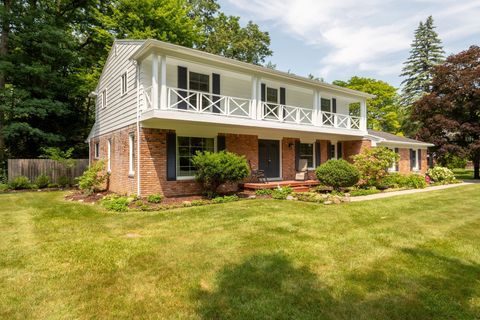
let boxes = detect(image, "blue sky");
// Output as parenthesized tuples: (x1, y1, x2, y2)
(218, 0, 480, 87)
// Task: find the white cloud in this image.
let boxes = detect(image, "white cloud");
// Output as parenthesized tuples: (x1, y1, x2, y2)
(226, 0, 480, 80)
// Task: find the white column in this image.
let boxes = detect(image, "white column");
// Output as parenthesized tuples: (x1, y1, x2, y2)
(256, 78, 262, 120)
(313, 90, 321, 126)
(360, 99, 367, 131)
(250, 75, 258, 119)
(159, 55, 167, 110)
(151, 54, 159, 109)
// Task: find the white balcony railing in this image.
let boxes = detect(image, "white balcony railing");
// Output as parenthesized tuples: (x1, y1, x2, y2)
(140, 86, 363, 131)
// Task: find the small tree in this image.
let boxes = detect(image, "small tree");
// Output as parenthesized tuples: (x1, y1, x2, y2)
(352, 147, 399, 187)
(41, 147, 77, 185)
(191, 151, 249, 197)
(78, 160, 109, 195)
(315, 159, 359, 191)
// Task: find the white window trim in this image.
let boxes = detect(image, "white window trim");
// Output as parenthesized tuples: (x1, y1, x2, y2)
(101, 88, 107, 108)
(107, 139, 111, 173)
(120, 71, 128, 96)
(299, 142, 315, 169)
(411, 149, 419, 172)
(128, 133, 135, 176)
(94, 142, 100, 159)
(388, 147, 398, 172)
(188, 70, 211, 94)
(176, 136, 216, 180)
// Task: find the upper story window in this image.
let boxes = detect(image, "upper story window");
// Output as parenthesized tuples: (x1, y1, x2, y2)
(266, 87, 278, 104)
(101, 89, 107, 108)
(299, 143, 314, 168)
(321, 98, 331, 112)
(120, 72, 128, 95)
(177, 136, 214, 178)
(189, 72, 209, 92)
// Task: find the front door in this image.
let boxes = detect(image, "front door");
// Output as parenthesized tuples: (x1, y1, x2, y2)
(258, 139, 280, 178)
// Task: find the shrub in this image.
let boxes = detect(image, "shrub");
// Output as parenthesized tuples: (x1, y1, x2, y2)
(0, 183, 9, 192)
(439, 153, 467, 169)
(48, 183, 59, 188)
(294, 192, 325, 203)
(147, 193, 163, 203)
(255, 189, 273, 196)
(212, 195, 239, 203)
(271, 186, 293, 200)
(352, 147, 399, 187)
(379, 173, 405, 189)
(58, 176, 70, 188)
(9, 176, 31, 190)
(403, 174, 427, 189)
(35, 174, 50, 189)
(315, 159, 360, 191)
(427, 166, 455, 183)
(101, 195, 130, 212)
(78, 160, 108, 195)
(192, 151, 249, 197)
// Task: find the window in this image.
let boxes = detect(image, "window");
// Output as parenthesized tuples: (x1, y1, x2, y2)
(120, 72, 128, 95)
(321, 98, 331, 112)
(299, 143, 314, 168)
(107, 139, 112, 173)
(128, 133, 135, 176)
(177, 137, 214, 177)
(411, 149, 418, 171)
(266, 87, 278, 104)
(189, 71, 209, 108)
(388, 147, 398, 172)
(264, 87, 279, 118)
(101, 89, 107, 108)
(94, 142, 100, 159)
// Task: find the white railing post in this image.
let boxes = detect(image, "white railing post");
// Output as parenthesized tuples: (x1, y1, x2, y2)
(250, 76, 258, 119)
(334, 114, 338, 128)
(196, 92, 201, 112)
(347, 117, 351, 129)
(159, 55, 167, 110)
(226, 97, 230, 115)
(151, 54, 159, 109)
(313, 90, 321, 126)
(167, 87, 171, 109)
(360, 99, 367, 131)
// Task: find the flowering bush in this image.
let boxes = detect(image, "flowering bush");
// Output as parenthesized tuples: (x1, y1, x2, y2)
(352, 147, 399, 187)
(426, 166, 455, 183)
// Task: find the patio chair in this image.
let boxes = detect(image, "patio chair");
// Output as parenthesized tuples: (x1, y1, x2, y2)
(248, 160, 268, 183)
(295, 159, 308, 181)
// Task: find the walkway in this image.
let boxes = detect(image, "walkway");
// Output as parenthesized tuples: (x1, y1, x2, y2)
(350, 181, 478, 202)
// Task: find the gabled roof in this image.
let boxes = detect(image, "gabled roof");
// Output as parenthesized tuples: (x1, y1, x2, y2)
(367, 129, 434, 147)
(130, 39, 376, 100)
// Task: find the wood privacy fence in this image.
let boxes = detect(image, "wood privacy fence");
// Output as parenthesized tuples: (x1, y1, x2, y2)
(8, 159, 89, 183)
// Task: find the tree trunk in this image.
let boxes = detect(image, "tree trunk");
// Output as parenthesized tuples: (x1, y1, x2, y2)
(474, 159, 480, 180)
(0, 0, 11, 164)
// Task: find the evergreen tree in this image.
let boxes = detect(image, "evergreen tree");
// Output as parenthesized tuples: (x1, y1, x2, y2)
(400, 16, 445, 106)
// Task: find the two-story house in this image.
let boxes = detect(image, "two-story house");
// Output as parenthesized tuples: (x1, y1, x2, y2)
(88, 39, 433, 197)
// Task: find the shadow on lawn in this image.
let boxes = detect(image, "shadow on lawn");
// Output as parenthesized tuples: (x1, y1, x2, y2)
(193, 249, 480, 319)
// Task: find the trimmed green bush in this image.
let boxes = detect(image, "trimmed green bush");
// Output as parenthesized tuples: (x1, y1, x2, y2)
(403, 174, 427, 189)
(35, 174, 50, 189)
(192, 151, 249, 197)
(147, 194, 163, 203)
(48, 183, 59, 188)
(271, 186, 293, 200)
(9, 176, 31, 190)
(315, 159, 360, 191)
(427, 166, 455, 183)
(255, 189, 273, 196)
(0, 183, 9, 192)
(101, 195, 130, 212)
(78, 160, 109, 195)
(58, 176, 70, 188)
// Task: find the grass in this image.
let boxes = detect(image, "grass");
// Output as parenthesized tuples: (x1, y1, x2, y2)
(453, 168, 475, 180)
(1, 186, 480, 319)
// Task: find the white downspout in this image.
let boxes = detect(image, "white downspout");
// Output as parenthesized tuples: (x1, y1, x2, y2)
(135, 60, 141, 196)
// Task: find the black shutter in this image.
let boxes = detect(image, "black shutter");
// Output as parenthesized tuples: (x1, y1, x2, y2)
(177, 66, 188, 109)
(261, 83, 266, 102)
(295, 140, 300, 171)
(217, 135, 226, 151)
(315, 141, 321, 167)
(418, 149, 422, 170)
(280, 87, 286, 119)
(166, 132, 176, 181)
(327, 141, 332, 160)
(428, 151, 434, 168)
(410, 149, 415, 171)
(212, 73, 220, 113)
(332, 98, 337, 113)
(337, 142, 343, 159)
(395, 148, 399, 171)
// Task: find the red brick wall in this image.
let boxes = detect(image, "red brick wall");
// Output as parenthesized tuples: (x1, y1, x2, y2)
(343, 140, 371, 163)
(282, 138, 298, 180)
(225, 133, 258, 169)
(397, 147, 428, 174)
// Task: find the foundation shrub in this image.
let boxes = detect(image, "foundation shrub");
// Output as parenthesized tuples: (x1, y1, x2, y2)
(315, 160, 360, 191)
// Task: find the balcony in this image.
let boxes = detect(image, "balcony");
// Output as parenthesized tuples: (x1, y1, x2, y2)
(140, 86, 365, 132)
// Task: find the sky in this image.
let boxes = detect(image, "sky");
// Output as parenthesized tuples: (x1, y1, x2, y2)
(218, 0, 480, 87)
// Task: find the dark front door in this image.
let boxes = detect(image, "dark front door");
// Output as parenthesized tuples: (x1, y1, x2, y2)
(258, 139, 280, 178)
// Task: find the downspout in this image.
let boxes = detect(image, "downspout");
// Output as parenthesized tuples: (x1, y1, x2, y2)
(135, 60, 141, 196)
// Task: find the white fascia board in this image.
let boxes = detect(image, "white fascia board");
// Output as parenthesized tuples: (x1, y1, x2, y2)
(130, 39, 376, 100)
(376, 140, 434, 148)
(141, 110, 368, 138)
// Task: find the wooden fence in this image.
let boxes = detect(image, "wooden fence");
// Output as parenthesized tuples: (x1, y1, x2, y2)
(8, 159, 89, 183)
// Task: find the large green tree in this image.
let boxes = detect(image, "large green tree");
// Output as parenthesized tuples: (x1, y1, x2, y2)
(412, 46, 480, 179)
(333, 77, 402, 134)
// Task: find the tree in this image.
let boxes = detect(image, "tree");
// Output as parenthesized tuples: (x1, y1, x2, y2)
(400, 16, 444, 135)
(333, 77, 402, 134)
(412, 46, 480, 179)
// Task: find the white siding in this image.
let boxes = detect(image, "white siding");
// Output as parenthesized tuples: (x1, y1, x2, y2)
(91, 40, 144, 137)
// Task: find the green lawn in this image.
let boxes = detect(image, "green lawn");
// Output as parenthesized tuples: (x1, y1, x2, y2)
(1, 187, 480, 319)
(453, 168, 475, 180)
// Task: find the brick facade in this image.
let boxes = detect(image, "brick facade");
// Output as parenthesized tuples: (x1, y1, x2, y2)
(89, 125, 428, 197)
